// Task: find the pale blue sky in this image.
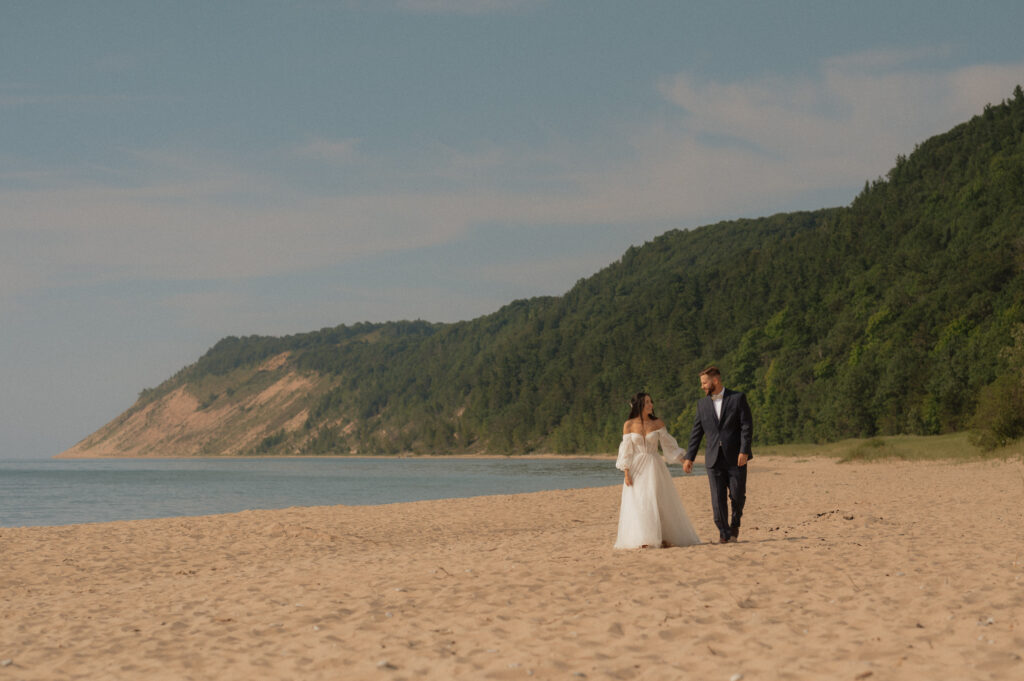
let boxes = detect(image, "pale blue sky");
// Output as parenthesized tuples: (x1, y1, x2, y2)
(3, 1, 1023, 458)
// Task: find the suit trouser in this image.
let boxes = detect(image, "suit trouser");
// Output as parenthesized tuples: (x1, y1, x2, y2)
(706, 453, 747, 539)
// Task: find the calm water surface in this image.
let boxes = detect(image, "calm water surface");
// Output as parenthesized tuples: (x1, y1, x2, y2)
(0, 456, 702, 528)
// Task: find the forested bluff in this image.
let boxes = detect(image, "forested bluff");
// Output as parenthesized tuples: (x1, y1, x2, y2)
(65, 87, 1024, 457)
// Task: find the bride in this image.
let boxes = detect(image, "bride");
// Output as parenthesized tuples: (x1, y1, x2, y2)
(614, 392, 701, 549)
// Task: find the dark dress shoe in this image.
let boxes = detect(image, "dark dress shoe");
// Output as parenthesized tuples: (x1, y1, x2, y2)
(731, 530, 739, 541)
(719, 536, 731, 543)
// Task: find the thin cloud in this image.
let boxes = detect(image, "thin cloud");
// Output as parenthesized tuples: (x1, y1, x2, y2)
(0, 92, 136, 109)
(657, 53, 1024, 192)
(823, 46, 954, 72)
(4, 54, 1022, 303)
(392, 0, 544, 14)
(295, 137, 363, 164)
(1, 185, 474, 284)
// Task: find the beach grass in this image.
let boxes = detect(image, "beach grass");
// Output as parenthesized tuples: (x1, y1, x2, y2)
(757, 431, 1024, 463)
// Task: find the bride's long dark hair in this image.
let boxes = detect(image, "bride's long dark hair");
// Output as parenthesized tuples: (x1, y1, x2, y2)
(627, 392, 658, 421)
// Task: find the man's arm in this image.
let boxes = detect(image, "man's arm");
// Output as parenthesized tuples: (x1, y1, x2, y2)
(683, 404, 704, 473)
(738, 392, 753, 462)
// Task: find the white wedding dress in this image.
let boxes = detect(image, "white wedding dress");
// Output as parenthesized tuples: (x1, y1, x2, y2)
(614, 428, 701, 549)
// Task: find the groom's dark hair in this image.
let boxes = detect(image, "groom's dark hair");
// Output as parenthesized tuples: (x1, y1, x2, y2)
(700, 365, 722, 379)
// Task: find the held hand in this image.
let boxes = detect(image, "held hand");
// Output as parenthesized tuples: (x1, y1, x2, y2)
(682, 460, 693, 474)
(737, 453, 749, 467)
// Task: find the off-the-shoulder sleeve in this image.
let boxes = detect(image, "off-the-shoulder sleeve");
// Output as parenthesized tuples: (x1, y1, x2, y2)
(615, 435, 635, 471)
(658, 428, 685, 463)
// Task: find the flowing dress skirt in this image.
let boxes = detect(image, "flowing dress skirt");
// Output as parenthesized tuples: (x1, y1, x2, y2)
(614, 451, 701, 549)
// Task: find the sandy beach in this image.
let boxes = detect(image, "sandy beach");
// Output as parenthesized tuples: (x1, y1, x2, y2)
(2, 456, 1022, 680)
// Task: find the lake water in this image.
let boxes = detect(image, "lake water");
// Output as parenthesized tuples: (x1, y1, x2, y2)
(0, 457, 703, 528)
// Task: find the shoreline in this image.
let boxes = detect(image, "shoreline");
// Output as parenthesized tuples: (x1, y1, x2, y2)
(51, 454, 614, 458)
(53, 451, 615, 460)
(54, 430, 1024, 462)
(5, 455, 642, 530)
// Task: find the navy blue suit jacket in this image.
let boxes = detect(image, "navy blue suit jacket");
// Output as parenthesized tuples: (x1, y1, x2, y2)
(685, 388, 753, 469)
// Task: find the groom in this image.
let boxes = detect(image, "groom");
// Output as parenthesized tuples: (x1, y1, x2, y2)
(682, 365, 753, 544)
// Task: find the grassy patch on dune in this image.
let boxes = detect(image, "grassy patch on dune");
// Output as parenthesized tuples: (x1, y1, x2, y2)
(758, 432, 1024, 463)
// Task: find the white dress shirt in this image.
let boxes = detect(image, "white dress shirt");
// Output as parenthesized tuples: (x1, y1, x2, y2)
(711, 388, 725, 419)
